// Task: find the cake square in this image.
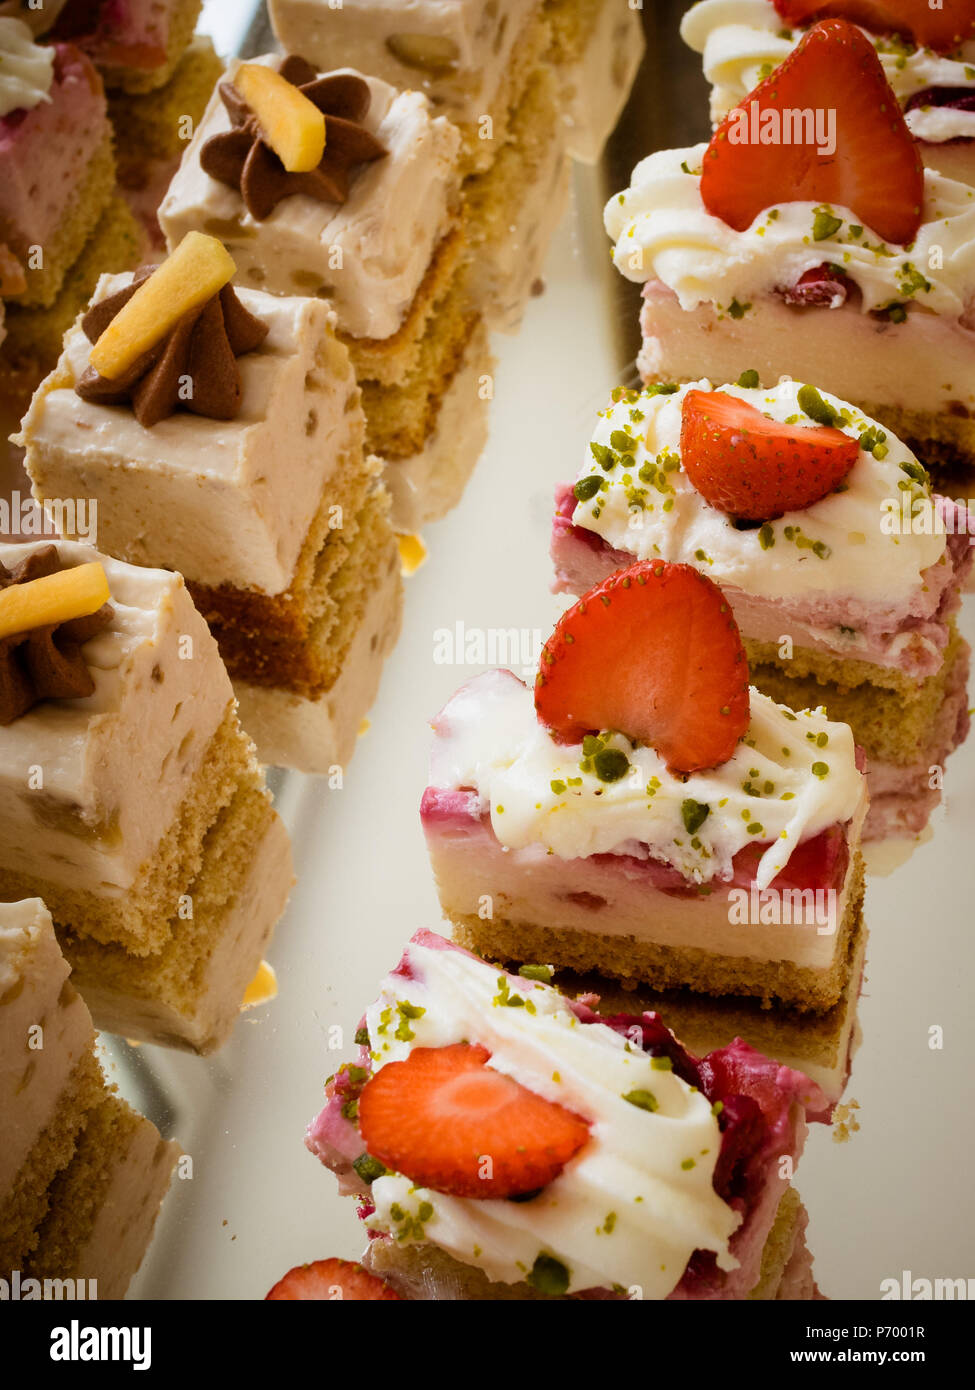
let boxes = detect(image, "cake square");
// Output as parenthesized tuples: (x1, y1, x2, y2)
(423, 559, 869, 1013)
(552, 378, 974, 838)
(0, 541, 294, 1051)
(16, 252, 404, 774)
(303, 929, 827, 1300)
(0, 897, 179, 1296)
(605, 19, 975, 483)
(158, 52, 495, 530)
(50, 0, 202, 94)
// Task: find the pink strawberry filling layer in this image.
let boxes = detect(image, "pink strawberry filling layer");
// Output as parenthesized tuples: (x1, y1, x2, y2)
(52, 0, 180, 71)
(420, 786, 852, 897)
(305, 930, 826, 1300)
(0, 44, 109, 259)
(551, 483, 973, 681)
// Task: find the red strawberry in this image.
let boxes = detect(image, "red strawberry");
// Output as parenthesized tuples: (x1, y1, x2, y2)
(265, 1257, 400, 1300)
(680, 388, 859, 521)
(772, 0, 975, 54)
(700, 19, 924, 246)
(534, 561, 750, 775)
(358, 1042, 590, 1199)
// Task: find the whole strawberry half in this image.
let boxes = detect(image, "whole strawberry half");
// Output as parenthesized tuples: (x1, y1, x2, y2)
(700, 18, 924, 247)
(680, 388, 859, 521)
(534, 560, 750, 775)
(773, 0, 975, 54)
(265, 1257, 400, 1300)
(358, 1042, 591, 1199)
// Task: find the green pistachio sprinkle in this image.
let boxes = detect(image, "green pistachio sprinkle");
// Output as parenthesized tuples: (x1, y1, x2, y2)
(593, 748, 630, 782)
(623, 1089, 659, 1112)
(417, 1201, 434, 1223)
(519, 964, 554, 982)
(573, 475, 601, 502)
(582, 733, 603, 756)
(590, 441, 616, 471)
(811, 761, 829, 778)
(354, 1026, 370, 1046)
(550, 779, 567, 795)
(681, 1158, 696, 1171)
(651, 1055, 673, 1071)
(812, 208, 843, 241)
(797, 384, 838, 427)
(352, 1153, 387, 1185)
(758, 522, 775, 550)
(610, 429, 638, 453)
(681, 798, 710, 834)
(526, 1254, 571, 1296)
(712, 1100, 724, 1116)
(727, 298, 750, 320)
(737, 369, 760, 388)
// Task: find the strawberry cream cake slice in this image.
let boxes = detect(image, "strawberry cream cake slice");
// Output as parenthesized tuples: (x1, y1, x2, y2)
(552, 378, 973, 839)
(298, 929, 826, 1300)
(605, 18, 975, 484)
(682, 0, 975, 185)
(423, 561, 868, 1012)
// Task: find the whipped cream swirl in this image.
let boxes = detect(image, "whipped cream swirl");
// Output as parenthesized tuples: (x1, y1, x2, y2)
(681, 0, 975, 142)
(0, 17, 53, 118)
(569, 378, 946, 608)
(605, 143, 975, 317)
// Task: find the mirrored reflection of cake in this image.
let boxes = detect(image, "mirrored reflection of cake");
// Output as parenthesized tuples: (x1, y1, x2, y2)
(0, 897, 180, 1297)
(16, 234, 403, 775)
(0, 539, 294, 1052)
(264, 4, 574, 335)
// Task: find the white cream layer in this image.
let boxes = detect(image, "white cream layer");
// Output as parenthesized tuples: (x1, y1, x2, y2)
(681, 0, 975, 141)
(430, 669, 864, 891)
(570, 378, 945, 607)
(0, 540, 232, 898)
(159, 58, 461, 341)
(605, 143, 975, 318)
(0, 16, 53, 117)
(365, 938, 739, 1297)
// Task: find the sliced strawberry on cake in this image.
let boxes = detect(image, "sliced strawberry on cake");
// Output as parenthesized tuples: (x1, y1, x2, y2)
(266, 1257, 401, 1300)
(421, 559, 869, 1014)
(606, 17, 975, 483)
(551, 378, 973, 843)
(305, 930, 828, 1300)
(682, 1, 975, 186)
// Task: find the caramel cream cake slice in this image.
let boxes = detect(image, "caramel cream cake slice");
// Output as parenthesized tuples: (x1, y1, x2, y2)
(16, 234, 403, 775)
(158, 54, 492, 531)
(0, 541, 294, 1053)
(0, 897, 179, 1296)
(423, 561, 869, 1012)
(552, 378, 973, 840)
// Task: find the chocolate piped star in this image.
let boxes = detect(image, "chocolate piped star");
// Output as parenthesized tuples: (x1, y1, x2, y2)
(0, 547, 113, 726)
(200, 56, 388, 221)
(75, 266, 269, 429)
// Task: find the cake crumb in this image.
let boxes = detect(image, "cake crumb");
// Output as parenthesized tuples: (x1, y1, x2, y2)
(398, 533, 428, 576)
(832, 1098, 861, 1143)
